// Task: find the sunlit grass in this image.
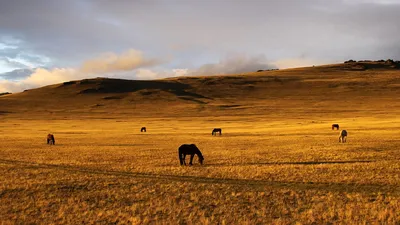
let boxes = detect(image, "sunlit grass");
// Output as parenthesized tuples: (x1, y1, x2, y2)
(0, 115, 399, 224)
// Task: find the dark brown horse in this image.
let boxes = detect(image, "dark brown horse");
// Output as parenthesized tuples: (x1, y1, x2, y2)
(47, 134, 55, 145)
(178, 144, 204, 166)
(212, 128, 222, 136)
(141, 127, 146, 132)
(332, 124, 339, 130)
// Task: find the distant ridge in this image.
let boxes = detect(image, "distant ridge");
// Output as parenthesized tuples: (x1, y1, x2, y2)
(0, 61, 399, 118)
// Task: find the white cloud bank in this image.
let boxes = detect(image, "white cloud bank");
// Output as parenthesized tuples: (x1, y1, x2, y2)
(0, 49, 162, 93)
(132, 54, 277, 80)
(80, 49, 161, 74)
(190, 54, 275, 76)
(0, 68, 81, 93)
(0, 50, 284, 93)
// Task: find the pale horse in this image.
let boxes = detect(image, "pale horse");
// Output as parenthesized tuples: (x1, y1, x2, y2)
(339, 130, 347, 143)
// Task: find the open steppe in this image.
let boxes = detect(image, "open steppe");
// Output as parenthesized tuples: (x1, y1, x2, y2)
(0, 62, 399, 224)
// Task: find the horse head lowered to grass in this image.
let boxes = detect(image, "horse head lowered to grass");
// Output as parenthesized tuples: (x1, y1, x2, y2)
(178, 144, 204, 166)
(47, 134, 55, 145)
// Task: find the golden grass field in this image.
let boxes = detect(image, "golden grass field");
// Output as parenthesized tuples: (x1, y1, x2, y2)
(0, 62, 400, 224)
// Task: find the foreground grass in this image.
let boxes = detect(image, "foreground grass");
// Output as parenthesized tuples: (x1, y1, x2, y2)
(0, 116, 399, 224)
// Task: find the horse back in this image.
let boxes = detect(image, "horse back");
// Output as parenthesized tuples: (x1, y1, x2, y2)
(179, 144, 199, 154)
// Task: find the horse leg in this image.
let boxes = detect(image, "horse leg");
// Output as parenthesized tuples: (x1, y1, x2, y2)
(339, 136, 341, 142)
(179, 153, 183, 165)
(184, 154, 188, 165)
(189, 154, 194, 166)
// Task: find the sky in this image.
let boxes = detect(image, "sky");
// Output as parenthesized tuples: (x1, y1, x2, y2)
(1, 0, 400, 92)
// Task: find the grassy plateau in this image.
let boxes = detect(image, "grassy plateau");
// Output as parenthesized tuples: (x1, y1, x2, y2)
(0, 61, 399, 224)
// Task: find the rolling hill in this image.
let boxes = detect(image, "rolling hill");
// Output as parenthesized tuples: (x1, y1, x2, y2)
(1, 60, 400, 224)
(1, 61, 399, 119)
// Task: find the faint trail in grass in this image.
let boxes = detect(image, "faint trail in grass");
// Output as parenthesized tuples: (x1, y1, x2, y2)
(1, 159, 399, 195)
(205, 160, 375, 166)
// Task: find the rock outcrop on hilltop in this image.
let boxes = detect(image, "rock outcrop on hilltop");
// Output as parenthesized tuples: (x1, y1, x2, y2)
(343, 59, 400, 70)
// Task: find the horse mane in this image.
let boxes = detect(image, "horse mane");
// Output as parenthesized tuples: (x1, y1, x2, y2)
(179, 144, 204, 165)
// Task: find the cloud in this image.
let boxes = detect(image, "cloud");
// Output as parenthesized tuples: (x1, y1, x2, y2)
(0, 0, 398, 95)
(0, 49, 162, 92)
(121, 53, 279, 80)
(24, 68, 81, 87)
(1, 39, 52, 71)
(189, 54, 276, 76)
(132, 68, 188, 80)
(0, 80, 24, 93)
(129, 54, 278, 80)
(1, 46, 285, 93)
(2, 0, 400, 74)
(135, 69, 159, 80)
(172, 69, 189, 77)
(272, 58, 329, 69)
(0, 68, 83, 92)
(0, 68, 34, 80)
(343, 0, 400, 5)
(80, 49, 161, 74)
(0, 56, 30, 69)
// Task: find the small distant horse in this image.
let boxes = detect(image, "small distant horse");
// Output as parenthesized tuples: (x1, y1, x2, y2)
(178, 144, 204, 166)
(47, 134, 55, 145)
(141, 127, 146, 132)
(339, 130, 347, 143)
(332, 124, 339, 130)
(212, 128, 222, 136)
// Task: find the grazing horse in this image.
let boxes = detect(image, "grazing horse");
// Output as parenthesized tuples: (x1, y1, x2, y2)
(339, 130, 347, 143)
(178, 144, 204, 166)
(141, 127, 146, 132)
(212, 128, 222, 136)
(47, 134, 55, 145)
(332, 124, 339, 130)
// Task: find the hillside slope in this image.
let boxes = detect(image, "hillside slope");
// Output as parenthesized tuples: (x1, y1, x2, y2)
(1, 62, 399, 118)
